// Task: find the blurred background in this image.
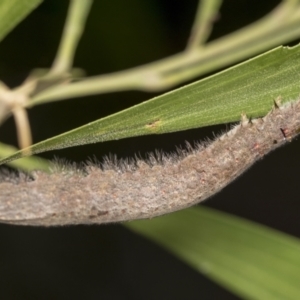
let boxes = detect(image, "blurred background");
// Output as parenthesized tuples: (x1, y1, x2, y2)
(0, 0, 299, 299)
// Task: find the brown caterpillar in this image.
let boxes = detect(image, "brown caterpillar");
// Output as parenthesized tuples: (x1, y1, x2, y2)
(1, 99, 300, 226)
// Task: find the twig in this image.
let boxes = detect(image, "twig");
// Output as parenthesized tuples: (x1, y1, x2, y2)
(12, 106, 32, 150)
(30, 1, 300, 105)
(186, 0, 222, 51)
(50, 0, 93, 75)
(0, 0, 93, 157)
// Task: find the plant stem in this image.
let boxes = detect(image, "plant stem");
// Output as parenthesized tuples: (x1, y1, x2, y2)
(31, 1, 300, 105)
(186, 0, 223, 51)
(12, 107, 32, 150)
(50, 0, 93, 75)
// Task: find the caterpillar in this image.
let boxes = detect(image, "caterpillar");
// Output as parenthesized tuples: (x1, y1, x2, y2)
(1, 99, 300, 226)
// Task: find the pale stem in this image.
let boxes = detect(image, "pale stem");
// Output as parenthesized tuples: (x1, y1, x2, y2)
(30, 1, 300, 105)
(50, 0, 93, 75)
(12, 106, 32, 152)
(186, 0, 223, 51)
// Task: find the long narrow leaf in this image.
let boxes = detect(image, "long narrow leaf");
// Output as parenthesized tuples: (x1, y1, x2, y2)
(0, 0, 42, 43)
(0, 142, 50, 172)
(2, 44, 300, 164)
(126, 206, 300, 300)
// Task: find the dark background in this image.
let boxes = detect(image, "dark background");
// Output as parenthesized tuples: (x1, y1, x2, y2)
(0, 0, 299, 299)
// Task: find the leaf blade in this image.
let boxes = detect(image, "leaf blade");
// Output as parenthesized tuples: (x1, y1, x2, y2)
(2, 44, 300, 164)
(0, 0, 42, 43)
(126, 206, 300, 300)
(0, 142, 50, 172)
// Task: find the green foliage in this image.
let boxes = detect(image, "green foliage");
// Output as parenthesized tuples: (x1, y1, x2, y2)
(2, 44, 300, 164)
(0, 0, 42, 43)
(1, 1, 300, 298)
(127, 206, 300, 300)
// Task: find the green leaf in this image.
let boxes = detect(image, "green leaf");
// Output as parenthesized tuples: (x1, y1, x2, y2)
(0, 142, 50, 172)
(126, 206, 300, 300)
(2, 44, 300, 164)
(0, 0, 42, 43)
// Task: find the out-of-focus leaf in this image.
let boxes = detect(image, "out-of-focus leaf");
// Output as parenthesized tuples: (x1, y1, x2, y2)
(0, 142, 50, 172)
(0, 0, 42, 43)
(126, 206, 300, 300)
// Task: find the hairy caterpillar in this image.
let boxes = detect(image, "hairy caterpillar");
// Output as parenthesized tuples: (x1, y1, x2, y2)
(1, 99, 300, 226)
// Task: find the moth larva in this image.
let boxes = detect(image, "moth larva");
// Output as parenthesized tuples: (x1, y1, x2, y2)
(1, 99, 300, 226)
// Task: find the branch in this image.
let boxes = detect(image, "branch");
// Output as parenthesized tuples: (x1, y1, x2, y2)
(50, 0, 93, 75)
(30, 1, 300, 105)
(186, 0, 222, 50)
(1, 99, 300, 226)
